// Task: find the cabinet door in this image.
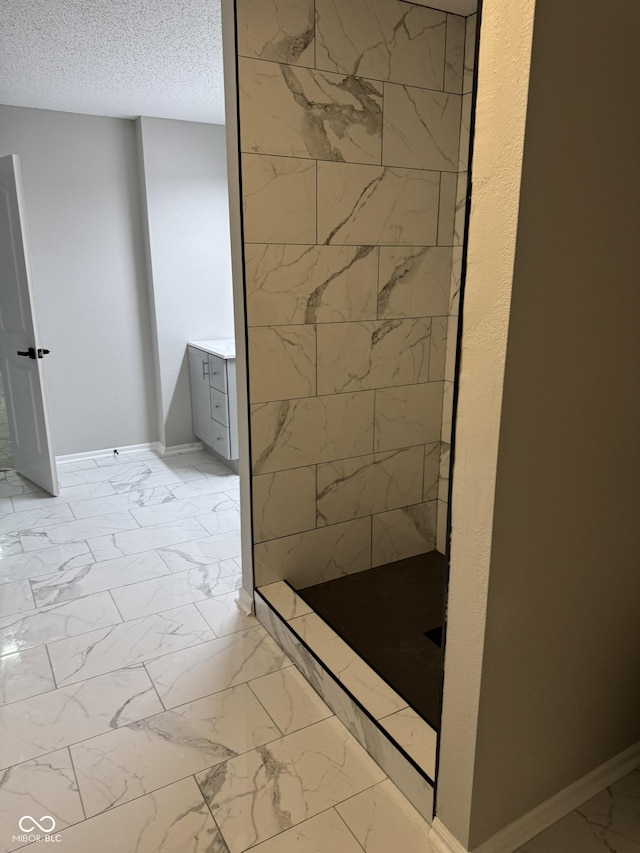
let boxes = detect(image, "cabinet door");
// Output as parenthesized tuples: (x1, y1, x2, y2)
(187, 347, 213, 447)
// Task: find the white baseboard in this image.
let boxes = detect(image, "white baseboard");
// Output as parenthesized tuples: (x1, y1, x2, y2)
(236, 587, 254, 616)
(429, 819, 469, 853)
(430, 739, 640, 853)
(56, 442, 160, 464)
(158, 442, 203, 456)
(56, 441, 204, 465)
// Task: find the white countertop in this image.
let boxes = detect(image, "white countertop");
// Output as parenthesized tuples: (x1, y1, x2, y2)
(188, 339, 236, 359)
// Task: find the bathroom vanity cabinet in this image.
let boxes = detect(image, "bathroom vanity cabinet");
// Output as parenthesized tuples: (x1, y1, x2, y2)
(187, 339, 238, 467)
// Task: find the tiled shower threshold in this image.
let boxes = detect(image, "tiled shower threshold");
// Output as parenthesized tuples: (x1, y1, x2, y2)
(255, 572, 442, 823)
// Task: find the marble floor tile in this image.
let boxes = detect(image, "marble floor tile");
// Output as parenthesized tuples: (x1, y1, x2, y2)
(11, 480, 116, 512)
(47, 776, 228, 853)
(0, 497, 13, 513)
(20, 511, 140, 553)
(146, 624, 289, 708)
(379, 708, 437, 779)
(290, 612, 407, 719)
(47, 604, 213, 687)
(0, 591, 121, 656)
(517, 768, 640, 852)
(259, 581, 312, 620)
(249, 809, 364, 853)
(57, 462, 155, 488)
(0, 503, 75, 536)
(195, 589, 259, 637)
(0, 665, 163, 769)
(336, 778, 431, 853)
(130, 492, 237, 528)
(0, 645, 55, 706)
(0, 748, 85, 852)
(0, 478, 43, 499)
(0, 535, 22, 557)
(111, 466, 206, 492)
(30, 550, 171, 608)
(169, 475, 239, 500)
(68, 486, 176, 520)
(111, 563, 242, 621)
(71, 683, 281, 817)
(195, 510, 242, 539)
(0, 578, 34, 617)
(55, 458, 99, 472)
(88, 517, 208, 562)
(0, 542, 94, 584)
(158, 536, 243, 572)
(249, 665, 333, 735)
(197, 716, 386, 853)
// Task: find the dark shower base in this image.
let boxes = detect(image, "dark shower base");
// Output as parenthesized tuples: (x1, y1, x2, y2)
(297, 550, 446, 729)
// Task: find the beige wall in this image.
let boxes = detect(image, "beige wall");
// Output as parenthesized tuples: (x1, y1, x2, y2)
(435, 1, 537, 846)
(439, 0, 640, 848)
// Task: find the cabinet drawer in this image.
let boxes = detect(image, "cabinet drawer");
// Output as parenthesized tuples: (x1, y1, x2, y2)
(210, 388, 229, 427)
(208, 354, 227, 393)
(211, 419, 231, 459)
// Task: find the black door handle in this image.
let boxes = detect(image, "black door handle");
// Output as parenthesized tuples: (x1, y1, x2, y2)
(17, 347, 50, 359)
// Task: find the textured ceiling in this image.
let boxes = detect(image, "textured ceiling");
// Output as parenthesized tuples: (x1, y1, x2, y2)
(0, 0, 226, 124)
(0, 1, 476, 126)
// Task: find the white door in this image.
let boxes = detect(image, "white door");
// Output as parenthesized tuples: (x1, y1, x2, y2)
(0, 154, 58, 495)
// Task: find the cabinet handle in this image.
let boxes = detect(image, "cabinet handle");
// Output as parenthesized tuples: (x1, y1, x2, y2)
(202, 359, 209, 378)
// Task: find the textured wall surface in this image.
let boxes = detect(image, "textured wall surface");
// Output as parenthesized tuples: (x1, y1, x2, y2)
(236, 0, 474, 587)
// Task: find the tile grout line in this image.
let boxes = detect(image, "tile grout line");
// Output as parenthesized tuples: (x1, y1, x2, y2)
(66, 745, 89, 822)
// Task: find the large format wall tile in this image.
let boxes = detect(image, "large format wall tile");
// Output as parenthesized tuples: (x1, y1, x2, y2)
(240, 58, 383, 164)
(317, 320, 431, 394)
(437, 171, 457, 245)
(253, 467, 316, 542)
(464, 14, 478, 93)
(372, 502, 437, 566)
(316, 0, 446, 90)
(246, 244, 379, 325)
(251, 392, 374, 474)
(378, 246, 451, 319)
(444, 14, 466, 94)
(429, 316, 448, 382)
(375, 383, 443, 451)
(424, 442, 441, 502)
(254, 518, 372, 586)
(316, 446, 424, 526)
(237, 0, 314, 67)
(242, 154, 316, 244)
(317, 162, 439, 245)
(383, 84, 461, 172)
(248, 325, 316, 402)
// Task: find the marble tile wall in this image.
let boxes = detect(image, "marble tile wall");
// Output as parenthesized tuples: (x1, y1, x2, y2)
(437, 11, 477, 552)
(237, 0, 477, 580)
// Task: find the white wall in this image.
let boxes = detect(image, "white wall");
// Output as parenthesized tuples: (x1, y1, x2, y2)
(137, 117, 234, 448)
(0, 105, 157, 455)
